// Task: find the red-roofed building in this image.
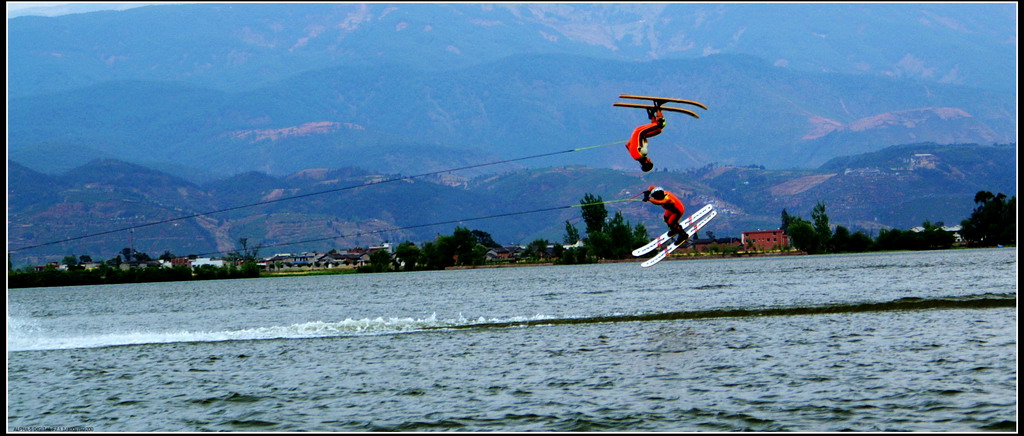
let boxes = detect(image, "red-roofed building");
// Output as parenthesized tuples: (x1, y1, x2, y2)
(742, 230, 790, 251)
(171, 258, 192, 268)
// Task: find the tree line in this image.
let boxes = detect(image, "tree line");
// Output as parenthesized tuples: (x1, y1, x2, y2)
(8, 241, 263, 288)
(8, 262, 261, 289)
(360, 227, 495, 272)
(357, 193, 652, 271)
(9, 190, 1014, 286)
(784, 190, 1015, 254)
(558, 193, 649, 264)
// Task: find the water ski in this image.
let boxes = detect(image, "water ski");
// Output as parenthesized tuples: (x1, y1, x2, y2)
(635, 205, 717, 267)
(613, 94, 708, 119)
(632, 204, 714, 257)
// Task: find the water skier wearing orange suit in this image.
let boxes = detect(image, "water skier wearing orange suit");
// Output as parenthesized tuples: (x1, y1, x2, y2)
(642, 185, 689, 245)
(626, 108, 666, 172)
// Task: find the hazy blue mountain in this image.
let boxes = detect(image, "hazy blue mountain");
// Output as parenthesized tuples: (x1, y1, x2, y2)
(9, 3, 1015, 96)
(6, 2, 153, 19)
(9, 54, 1015, 178)
(7, 161, 68, 213)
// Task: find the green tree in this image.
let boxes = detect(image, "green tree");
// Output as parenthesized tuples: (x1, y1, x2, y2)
(558, 246, 593, 265)
(811, 201, 832, 252)
(829, 226, 873, 253)
(452, 226, 485, 266)
(471, 230, 501, 248)
(468, 244, 489, 266)
(586, 231, 614, 259)
(632, 222, 650, 249)
(107, 255, 123, 267)
(830, 226, 851, 253)
(874, 228, 904, 251)
(551, 243, 565, 260)
(847, 230, 874, 253)
(580, 193, 607, 236)
(574, 193, 650, 261)
(960, 191, 1016, 247)
(367, 249, 393, 273)
(603, 212, 635, 259)
(417, 227, 486, 270)
(524, 239, 551, 260)
(787, 217, 821, 254)
(239, 261, 261, 278)
(780, 209, 794, 233)
(919, 221, 956, 250)
(61, 255, 79, 268)
(393, 241, 422, 271)
(873, 222, 955, 252)
(420, 236, 454, 270)
(194, 264, 219, 280)
(563, 220, 581, 245)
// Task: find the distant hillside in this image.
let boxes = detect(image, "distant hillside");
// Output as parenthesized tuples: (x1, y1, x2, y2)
(700, 143, 1017, 232)
(9, 54, 1015, 179)
(7, 143, 1015, 268)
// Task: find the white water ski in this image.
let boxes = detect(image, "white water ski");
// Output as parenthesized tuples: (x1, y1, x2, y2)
(632, 204, 714, 257)
(640, 209, 717, 268)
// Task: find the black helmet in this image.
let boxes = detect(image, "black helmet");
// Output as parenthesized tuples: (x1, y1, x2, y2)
(641, 158, 654, 172)
(650, 187, 666, 200)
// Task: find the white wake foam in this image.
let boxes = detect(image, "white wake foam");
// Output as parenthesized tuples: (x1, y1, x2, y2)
(7, 313, 554, 351)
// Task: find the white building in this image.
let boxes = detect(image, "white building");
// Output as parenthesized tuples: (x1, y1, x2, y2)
(190, 257, 225, 268)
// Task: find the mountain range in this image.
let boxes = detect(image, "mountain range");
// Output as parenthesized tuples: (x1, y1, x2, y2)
(8, 3, 1016, 178)
(9, 3, 1016, 95)
(6, 3, 1017, 266)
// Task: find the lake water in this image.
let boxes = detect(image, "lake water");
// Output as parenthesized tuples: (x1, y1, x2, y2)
(7, 249, 1017, 431)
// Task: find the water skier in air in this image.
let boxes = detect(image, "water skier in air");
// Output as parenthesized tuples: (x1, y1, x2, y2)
(643, 185, 688, 245)
(625, 108, 666, 172)
(615, 94, 706, 173)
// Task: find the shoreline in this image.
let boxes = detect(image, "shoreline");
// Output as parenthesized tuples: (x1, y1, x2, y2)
(444, 250, 808, 270)
(14, 247, 1004, 288)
